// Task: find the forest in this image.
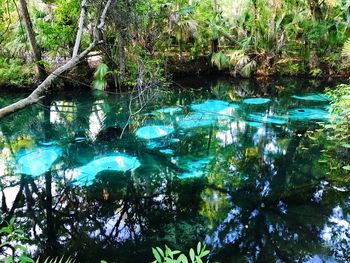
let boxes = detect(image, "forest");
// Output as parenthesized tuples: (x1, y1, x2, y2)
(0, 0, 350, 262)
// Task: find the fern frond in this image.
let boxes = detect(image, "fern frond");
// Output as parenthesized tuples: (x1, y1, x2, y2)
(342, 38, 350, 59)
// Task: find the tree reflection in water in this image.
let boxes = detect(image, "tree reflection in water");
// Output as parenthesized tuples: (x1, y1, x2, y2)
(0, 78, 349, 262)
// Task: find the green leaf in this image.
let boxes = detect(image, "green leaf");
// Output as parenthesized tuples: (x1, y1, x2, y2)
(177, 254, 188, 263)
(343, 165, 350, 170)
(156, 247, 165, 258)
(0, 226, 12, 234)
(189, 248, 195, 262)
(199, 250, 209, 257)
(18, 255, 35, 263)
(196, 242, 201, 255)
(164, 245, 170, 257)
(341, 144, 350, 148)
(195, 256, 203, 263)
(101, 261, 108, 263)
(164, 259, 177, 263)
(211, 52, 229, 70)
(152, 248, 162, 263)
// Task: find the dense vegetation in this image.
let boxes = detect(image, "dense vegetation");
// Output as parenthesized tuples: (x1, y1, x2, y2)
(1, 0, 350, 262)
(1, 0, 350, 87)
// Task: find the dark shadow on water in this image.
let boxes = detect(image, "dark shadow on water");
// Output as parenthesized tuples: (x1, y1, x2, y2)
(0, 77, 349, 262)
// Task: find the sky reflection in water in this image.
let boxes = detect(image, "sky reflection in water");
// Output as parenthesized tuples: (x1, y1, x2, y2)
(0, 78, 349, 262)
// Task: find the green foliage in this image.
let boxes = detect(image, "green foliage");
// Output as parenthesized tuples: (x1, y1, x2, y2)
(35, 0, 81, 57)
(211, 52, 229, 70)
(0, 218, 32, 263)
(315, 84, 350, 176)
(0, 58, 34, 85)
(93, 64, 110, 90)
(342, 38, 350, 58)
(2, 219, 211, 263)
(240, 60, 257, 78)
(1, 0, 350, 83)
(211, 50, 256, 77)
(152, 242, 210, 263)
(0, 219, 75, 263)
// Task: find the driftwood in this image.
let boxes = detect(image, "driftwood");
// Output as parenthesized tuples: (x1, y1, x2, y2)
(0, 0, 113, 120)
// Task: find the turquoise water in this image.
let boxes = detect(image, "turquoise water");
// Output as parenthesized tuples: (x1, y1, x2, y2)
(0, 77, 349, 262)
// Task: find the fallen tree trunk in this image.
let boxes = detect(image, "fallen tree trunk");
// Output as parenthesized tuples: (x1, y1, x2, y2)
(0, 0, 112, 120)
(0, 42, 96, 119)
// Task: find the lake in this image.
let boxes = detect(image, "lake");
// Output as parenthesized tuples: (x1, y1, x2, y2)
(0, 77, 349, 262)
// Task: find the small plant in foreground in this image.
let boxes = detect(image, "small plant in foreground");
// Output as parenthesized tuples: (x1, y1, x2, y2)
(152, 242, 210, 263)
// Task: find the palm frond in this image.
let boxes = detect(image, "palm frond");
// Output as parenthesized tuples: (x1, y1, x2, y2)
(211, 52, 229, 70)
(240, 60, 257, 78)
(227, 49, 245, 66)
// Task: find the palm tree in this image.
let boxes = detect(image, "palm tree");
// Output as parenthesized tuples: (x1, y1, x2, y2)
(168, 5, 198, 58)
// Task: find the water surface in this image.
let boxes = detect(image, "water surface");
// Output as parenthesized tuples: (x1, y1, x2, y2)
(0, 77, 349, 262)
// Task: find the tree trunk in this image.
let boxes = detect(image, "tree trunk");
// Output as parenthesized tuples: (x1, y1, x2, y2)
(211, 39, 219, 54)
(179, 28, 183, 58)
(308, 0, 323, 20)
(0, 42, 96, 119)
(211, 0, 219, 54)
(118, 32, 126, 79)
(18, 0, 46, 80)
(0, 0, 113, 120)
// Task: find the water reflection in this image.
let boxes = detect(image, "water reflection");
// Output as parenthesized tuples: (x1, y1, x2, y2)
(0, 77, 349, 262)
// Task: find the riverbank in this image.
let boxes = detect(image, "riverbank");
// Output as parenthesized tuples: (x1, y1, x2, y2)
(1, 54, 350, 90)
(168, 54, 350, 79)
